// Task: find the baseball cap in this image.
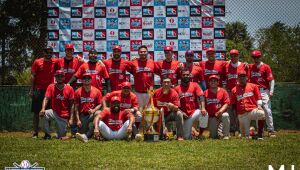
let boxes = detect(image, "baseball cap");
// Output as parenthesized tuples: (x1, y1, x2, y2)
(185, 50, 194, 56)
(111, 96, 121, 103)
(209, 75, 220, 80)
(206, 47, 215, 53)
(164, 46, 173, 51)
(251, 50, 262, 58)
(113, 45, 122, 51)
(82, 73, 92, 78)
(230, 49, 239, 55)
(120, 82, 131, 88)
(89, 49, 98, 54)
(55, 70, 65, 76)
(238, 70, 247, 76)
(65, 44, 74, 49)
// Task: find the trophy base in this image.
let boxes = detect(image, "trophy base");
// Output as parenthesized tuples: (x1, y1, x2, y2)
(144, 134, 160, 142)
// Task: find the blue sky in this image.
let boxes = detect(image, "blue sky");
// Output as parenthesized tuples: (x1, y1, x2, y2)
(226, 0, 300, 36)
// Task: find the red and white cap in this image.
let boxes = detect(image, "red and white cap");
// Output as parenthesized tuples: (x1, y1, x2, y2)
(206, 47, 215, 53)
(164, 46, 173, 51)
(209, 75, 220, 80)
(238, 70, 247, 76)
(55, 70, 65, 76)
(65, 44, 74, 49)
(113, 45, 122, 51)
(120, 82, 131, 88)
(111, 96, 121, 102)
(251, 50, 262, 58)
(230, 49, 239, 55)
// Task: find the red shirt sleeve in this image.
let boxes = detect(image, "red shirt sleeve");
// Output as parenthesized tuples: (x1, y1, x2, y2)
(265, 65, 274, 81)
(45, 84, 53, 99)
(253, 84, 262, 100)
(104, 92, 112, 103)
(31, 60, 38, 75)
(171, 90, 180, 107)
(131, 93, 139, 108)
(75, 64, 85, 78)
(230, 88, 237, 105)
(222, 89, 230, 104)
(68, 86, 75, 100)
(101, 65, 109, 79)
(195, 83, 204, 96)
(74, 90, 80, 105)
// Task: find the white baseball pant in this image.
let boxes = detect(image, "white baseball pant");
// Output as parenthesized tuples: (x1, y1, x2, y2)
(260, 89, 274, 132)
(183, 109, 201, 140)
(98, 120, 130, 140)
(208, 112, 230, 139)
(41, 109, 68, 138)
(238, 108, 265, 137)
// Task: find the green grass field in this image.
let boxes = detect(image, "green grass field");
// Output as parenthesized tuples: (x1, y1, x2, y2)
(0, 131, 299, 170)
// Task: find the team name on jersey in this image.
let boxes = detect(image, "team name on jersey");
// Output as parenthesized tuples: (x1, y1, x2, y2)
(206, 98, 220, 104)
(136, 67, 151, 73)
(64, 68, 75, 73)
(108, 68, 122, 74)
(80, 97, 94, 103)
(108, 119, 123, 125)
(179, 92, 193, 98)
(120, 103, 132, 109)
(85, 69, 98, 74)
(204, 69, 218, 75)
(162, 69, 175, 75)
(56, 94, 64, 100)
(237, 92, 254, 101)
(251, 72, 261, 77)
(227, 74, 238, 80)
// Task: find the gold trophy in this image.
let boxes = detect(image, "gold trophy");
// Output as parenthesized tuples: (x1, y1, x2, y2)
(142, 87, 161, 142)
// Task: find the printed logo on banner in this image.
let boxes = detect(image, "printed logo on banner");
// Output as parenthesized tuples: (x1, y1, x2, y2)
(178, 40, 190, 51)
(154, 51, 165, 61)
(154, 0, 165, 6)
(154, 40, 166, 51)
(202, 28, 214, 39)
(118, 7, 130, 17)
(83, 0, 94, 7)
(154, 29, 166, 39)
(48, 7, 59, 18)
(166, 17, 178, 28)
(83, 7, 94, 18)
(166, 0, 177, 6)
(98, 52, 107, 60)
(178, 17, 190, 28)
(178, 6, 189, 17)
(48, 0, 58, 7)
(190, 17, 201, 28)
(95, 18, 106, 29)
(83, 30, 94, 40)
(166, 6, 177, 17)
(94, 0, 106, 6)
(106, 0, 118, 6)
(214, 39, 226, 51)
(190, 6, 201, 16)
(119, 29, 130, 40)
(83, 41, 95, 52)
(130, 29, 142, 40)
(107, 40, 119, 51)
(202, 17, 214, 28)
(71, 19, 82, 29)
(142, 18, 154, 28)
(71, 0, 82, 6)
(190, 28, 202, 39)
(202, 5, 213, 16)
(106, 18, 118, 29)
(59, 18, 71, 29)
(130, 0, 142, 6)
(142, 40, 154, 51)
(130, 18, 142, 29)
(214, 28, 225, 39)
(94, 7, 106, 18)
(154, 6, 165, 17)
(154, 17, 166, 28)
(118, 0, 130, 6)
(214, 0, 225, 6)
(59, 41, 72, 52)
(118, 18, 130, 29)
(142, 29, 154, 40)
(142, 0, 154, 6)
(142, 6, 154, 17)
(107, 29, 118, 40)
(94, 40, 106, 51)
(130, 7, 142, 17)
(82, 18, 94, 29)
(73, 41, 83, 52)
(121, 52, 131, 60)
(59, 0, 70, 7)
(107, 7, 118, 18)
(95, 30, 106, 40)
(119, 40, 131, 51)
(178, 28, 189, 39)
(201, 0, 213, 5)
(215, 51, 226, 59)
(190, 39, 202, 51)
(202, 39, 214, 50)
(71, 30, 82, 40)
(214, 6, 225, 16)
(178, 0, 189, 5)
(130, 40, 142, 51)
(166, 40, 178, 51)
(48, 41, 59, 52)
(59, 10, 71, 18)
(214, 17, 225, 28)
(48, 30, 59, 40)
(194, 51, 202, 61)
(166, 29, 178, 39)
(71, 7, 82, 18)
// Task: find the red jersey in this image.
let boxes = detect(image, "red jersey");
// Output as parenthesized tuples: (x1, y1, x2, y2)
(100, 109, 130, 131)
(200, 60, 226, 87)
(45, 84, 74, 119)
(153, 88, 180, 116)
(225, 62, 248, 91)
(75, 62, 109, 91)
(55, 57, 84, 88)
(174, 82, 204, 117)
(249, 62, 274, 90)
(104, 90, 139, 111)
(231, 83, 262, 115)
(74, 86, 102, 114)
(31, 58, 57, 90)
(155, 60, 181, 85)
(128, 59, 155, 92)
(204, 87, 230, 117)
(103, 59, 130, 91)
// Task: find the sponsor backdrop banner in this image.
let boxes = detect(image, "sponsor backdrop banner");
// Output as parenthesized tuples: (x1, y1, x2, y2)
(47, 0, 225, 62)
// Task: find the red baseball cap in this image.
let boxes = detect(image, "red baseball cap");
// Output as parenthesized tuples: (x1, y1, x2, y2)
(55, 70, 65, 76)
(82, 73, 92, 78)
(185, 50, 194, 56)
(251, 50, 262, 58)
(65, 44, 74, 49)
(120, 82, 131, 88)
(238, 70, 247, 76)
(164, 46, 173, 51)
(111, 96, 121, 102)
(206, 47, 215, 53)
(113, 45, 122, 51)
(209, 75, 220, 80)
(230, 49, 239, 55)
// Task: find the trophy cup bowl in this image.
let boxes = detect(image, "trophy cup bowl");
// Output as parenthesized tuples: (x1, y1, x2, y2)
(143, 106, 160, 142)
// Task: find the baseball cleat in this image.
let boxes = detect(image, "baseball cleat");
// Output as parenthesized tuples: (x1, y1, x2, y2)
(76, 133, 88, 143)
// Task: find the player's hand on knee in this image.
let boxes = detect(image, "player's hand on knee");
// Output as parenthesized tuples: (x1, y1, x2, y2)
(39, 110, 45, 117)
(77, 120, 82, 128)
(93, 130, 100, 140)
(127, 126, 133, 134)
